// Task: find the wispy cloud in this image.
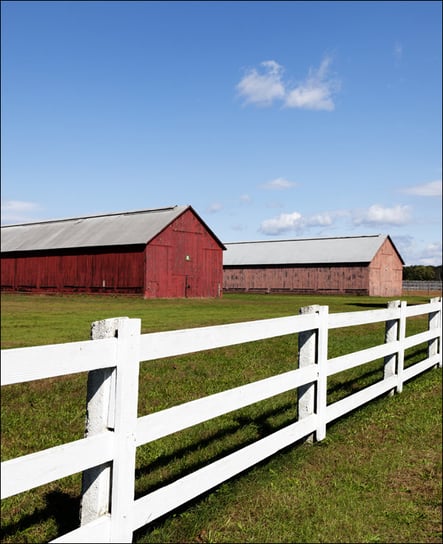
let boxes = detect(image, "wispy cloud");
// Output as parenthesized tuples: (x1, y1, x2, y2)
(259, 203, 414, 236)
(206, 202, 223, 213)
(395, 235, 442, 266)
(237, 56, 340, 111)
(236, 60, 285, 107)
(284, 56, 340, 111)
(257, 204, 439, 264)
(259, 210, 336, 235)
(260, 211, 304, 235)
(1, 200, 40, 224)
(353, 204, 412, 226)
(401, 180, 442, 197)
(239, 194, 252, 204)
(261, 177, 298, 190)
(394, 41, 403, 62)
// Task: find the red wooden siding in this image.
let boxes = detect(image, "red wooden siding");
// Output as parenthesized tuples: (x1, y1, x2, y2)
(1, 247, 145, 294)
(223, 264, 371, 295)
(144, 209, 223, 298)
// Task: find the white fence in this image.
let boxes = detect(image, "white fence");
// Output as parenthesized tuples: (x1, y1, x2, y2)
(1, 298, 442, 543)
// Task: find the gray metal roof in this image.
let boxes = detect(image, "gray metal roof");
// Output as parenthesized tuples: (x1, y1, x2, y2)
(223, 235, 402, 266)
(0, 206, 213, 252)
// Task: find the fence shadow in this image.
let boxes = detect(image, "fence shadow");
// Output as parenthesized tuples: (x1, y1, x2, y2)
(133, 406, 310, 543)
(0, 490, 80, 541)
(349, 302, 388, 309)
(135, 400, 296, 500)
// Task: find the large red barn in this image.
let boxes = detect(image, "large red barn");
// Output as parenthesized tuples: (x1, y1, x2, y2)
(1, 205, 225, 298)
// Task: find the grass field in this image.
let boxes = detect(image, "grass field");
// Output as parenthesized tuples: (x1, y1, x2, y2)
(1, 292, 441, 543)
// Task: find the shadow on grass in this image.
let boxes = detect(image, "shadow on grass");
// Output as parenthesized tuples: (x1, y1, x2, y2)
(349, 302, 390, 309)
(135, 400, 296, 499)
(327, 367, 382, 400)
(132, 413, 312, 543)
(0, 491, 80, 541)
(3, 350, 435, 542)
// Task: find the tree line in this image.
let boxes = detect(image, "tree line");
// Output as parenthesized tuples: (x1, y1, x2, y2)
(403, 265, 442, 281)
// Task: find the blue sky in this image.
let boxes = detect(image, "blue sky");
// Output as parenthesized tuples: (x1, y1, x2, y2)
(1, 1, 442, 265)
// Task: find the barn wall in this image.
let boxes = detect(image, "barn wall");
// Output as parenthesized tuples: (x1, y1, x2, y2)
(368, 238, 403, 296)
(223, 264, 370, 295)
(1, 247, 145, 294)
(144, 209, 223, 298)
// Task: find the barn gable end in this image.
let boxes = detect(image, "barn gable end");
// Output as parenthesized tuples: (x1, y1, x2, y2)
(144, 207, 224, 298)
(368, 235, 404, 296)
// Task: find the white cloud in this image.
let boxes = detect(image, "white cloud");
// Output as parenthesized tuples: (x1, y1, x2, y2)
(284, 56, 339, 111)
(259, 210, 336, 235)
(1, 200, 40, 224)
(353, 204, 412, 226)
(237, 56, 340, 111)
(395, 235, 442, 266)
(239, 194, 252, 204)
(206, 202, 223, 213)
(401, 180, 442, 197)
(306, 213, 334, 227)
(419, 241, 443, 265)
(260, 211, 304, 235)
(236, 60, 285, 107)
(261, 177, 297, 190)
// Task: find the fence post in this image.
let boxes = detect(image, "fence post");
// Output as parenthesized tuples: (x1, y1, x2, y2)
(428, 297, 442, 368)
(297, 305, 319, 442)
(397, 301, 407, 394)
(315, 306, 329, 441)
(298, 305, 325, 442)
(384, 300, 401, 397)
(80, 317, 127, 526)
(108, 317, 141, 543)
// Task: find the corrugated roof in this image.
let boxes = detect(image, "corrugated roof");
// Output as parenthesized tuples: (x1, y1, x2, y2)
(1, 205, 225, 252)
(223, 235, 403, 265)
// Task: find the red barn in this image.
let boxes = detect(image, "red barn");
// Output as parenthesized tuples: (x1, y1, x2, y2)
(223, 234, 404, 297)
(1, 205, 225, 298)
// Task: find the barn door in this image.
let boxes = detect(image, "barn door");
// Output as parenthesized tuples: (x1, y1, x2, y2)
(184, 275, 192, 297)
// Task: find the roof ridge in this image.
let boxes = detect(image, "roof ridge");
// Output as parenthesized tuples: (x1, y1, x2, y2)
(1, 205, 187, 228)
(225, 234, 384, 245)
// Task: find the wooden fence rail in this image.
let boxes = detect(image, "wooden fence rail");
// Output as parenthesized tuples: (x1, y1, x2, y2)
(1, 298, 441, 543)
(403, 280, 442, 292)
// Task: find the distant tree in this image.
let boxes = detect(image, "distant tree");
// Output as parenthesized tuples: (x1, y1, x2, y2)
(403, 265, 442, 280)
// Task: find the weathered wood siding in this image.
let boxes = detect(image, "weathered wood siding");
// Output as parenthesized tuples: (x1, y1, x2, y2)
(368, 237, 403, 296)
(1, 247, 145, 294)
(223, 264, 370, 295)
(144, 209, 223, 298)
(223, 237, 404, 297)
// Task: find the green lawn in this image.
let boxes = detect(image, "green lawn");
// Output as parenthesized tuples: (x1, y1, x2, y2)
(1, 293, 441, 543)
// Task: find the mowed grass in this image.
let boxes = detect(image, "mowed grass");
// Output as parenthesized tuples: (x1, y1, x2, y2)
(1, 292, 441, 543)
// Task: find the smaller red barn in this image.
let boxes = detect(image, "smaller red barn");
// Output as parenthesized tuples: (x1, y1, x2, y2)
(1, 205, 225, 298)
(223, 234, 404, 297)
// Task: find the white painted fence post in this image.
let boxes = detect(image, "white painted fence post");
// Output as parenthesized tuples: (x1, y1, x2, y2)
(384, 300, 401, 397)
(80, 318, 126, 526)
(315, 306, 329, 441)
(428, 297, 442, 368)
(297, 305, 319, 443)
(108, 317, 141, 543)
(298, 305, 328, 442)
(396, 301, 407, 394)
